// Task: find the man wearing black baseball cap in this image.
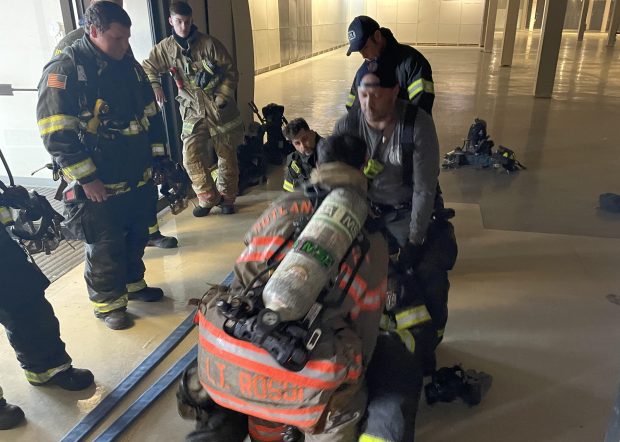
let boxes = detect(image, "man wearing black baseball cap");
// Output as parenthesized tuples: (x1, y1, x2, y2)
(345, 15, 435, 115)
(346, 16, 381, 56)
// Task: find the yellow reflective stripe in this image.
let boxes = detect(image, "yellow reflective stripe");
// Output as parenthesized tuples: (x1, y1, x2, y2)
(437, 328, 445, 338)
(144, 101, 158, 117)
(203, 84, 216, 91)
(120, 120, 141, 135)
(218, 83, 235, 99)
(394, 305, 431, 329)
(120, 117, 149, 136)
(283, 179, 294, 192)
(201, 60, 214, 75)
(148, 223, 159, 235)
(151, 143, 166, 156)
(407, 79, 422, 92)
(423, 79, 435, 93)
(291, 160, 301, 174)
(101, 168, 152, 195)
(137, 167, 153, 188)
(359, 434, 393, 442)
(126, 279, 147, 293)
(37, 114, 79, 136)
(104, 182, 128, 191)
(92, 294, 128, 313)
(211, 167, 218, 182)
(208, 116, 243, 136)
(346, 93, 355, 108)
(0, 206, 13, 225)
(363, 158, 384, 179)
(395, 329, 416, 353)
(24, 362, 72, 384)
(379, 313, 393, 330)
(62, 158, 97, 181)
(182, 121, 196, 135)
(407, 79, 424, 100)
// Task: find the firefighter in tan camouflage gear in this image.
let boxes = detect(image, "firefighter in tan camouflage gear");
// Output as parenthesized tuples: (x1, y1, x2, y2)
(142, 1, 243, 216)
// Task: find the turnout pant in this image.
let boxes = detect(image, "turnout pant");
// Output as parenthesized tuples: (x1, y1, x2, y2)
(71, 183, 152, 313)
(0, 239, 71, 383)
(381, 210, 454, 342)
(360, 333, 423, 442)
(182, 118, 241, 207)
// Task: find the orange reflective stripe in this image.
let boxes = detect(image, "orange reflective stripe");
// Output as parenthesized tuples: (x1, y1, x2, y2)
(252, 236, 285, 246)
(338, 263, 385, 313)
(236, 236, 290, 263)
(202, 317, 352, 384)
(205, 386, 323, 428)
(199, 322, 346, 389)
(248, 419, 286, 442)
(346, 354, 363, 381)
(305, 359, 348, 375)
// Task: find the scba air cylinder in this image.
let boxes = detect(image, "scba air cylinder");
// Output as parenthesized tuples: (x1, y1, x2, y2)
(262, 188, 368, 322)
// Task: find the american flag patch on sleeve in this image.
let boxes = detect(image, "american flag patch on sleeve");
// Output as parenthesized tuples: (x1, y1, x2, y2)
(47, 73, 67, 89)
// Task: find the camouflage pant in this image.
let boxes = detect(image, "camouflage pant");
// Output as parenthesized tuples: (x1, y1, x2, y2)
(182, 118, 242, 207)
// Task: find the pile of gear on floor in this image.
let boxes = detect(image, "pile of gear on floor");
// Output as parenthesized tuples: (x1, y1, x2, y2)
(224, 101, 293, 196)
(442, 118, 526, 172)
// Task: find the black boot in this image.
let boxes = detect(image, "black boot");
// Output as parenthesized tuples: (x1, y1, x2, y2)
(0, 399, 25, 430)
(128, 286, 164, 302)
(219, 204, 235, 215)
(95, 308, 133, 330)
(29, 367, 94, 391)
(147, 231, 178, 249)
(193, 206, 212, 217)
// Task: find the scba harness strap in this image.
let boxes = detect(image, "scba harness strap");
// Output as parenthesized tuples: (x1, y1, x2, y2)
(346, 103, 419, 185)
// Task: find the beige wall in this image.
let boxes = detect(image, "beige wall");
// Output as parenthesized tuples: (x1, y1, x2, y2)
(249, 0, 364, 73)
(366, 0, 485, 45)
(248, 0, 486, 74)
(249, 0, 282, 71)
(311, 0, 354, 53)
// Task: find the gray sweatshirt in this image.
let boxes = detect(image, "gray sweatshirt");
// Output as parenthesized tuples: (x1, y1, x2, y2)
(333, 100, 439, 244)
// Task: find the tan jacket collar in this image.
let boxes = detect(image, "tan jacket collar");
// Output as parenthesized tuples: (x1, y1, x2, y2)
(310, 162, 367, 196)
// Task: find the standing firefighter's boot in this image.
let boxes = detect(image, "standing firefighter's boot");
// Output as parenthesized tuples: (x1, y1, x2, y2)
(147, 231, 179, 249)
(29, 367, 94, 391)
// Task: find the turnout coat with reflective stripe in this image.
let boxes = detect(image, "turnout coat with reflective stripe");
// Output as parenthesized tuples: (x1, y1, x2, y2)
(198, 173, 388, 431)
(37, 35, 166, 186)
(347, 27, 435, 115)
(142, 30, 243, 138)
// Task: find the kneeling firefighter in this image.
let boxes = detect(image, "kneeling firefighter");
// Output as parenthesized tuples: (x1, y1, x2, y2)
(177, 134, 389, 442)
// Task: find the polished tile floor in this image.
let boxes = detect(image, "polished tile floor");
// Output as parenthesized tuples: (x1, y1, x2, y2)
(2, 30, 620, 441)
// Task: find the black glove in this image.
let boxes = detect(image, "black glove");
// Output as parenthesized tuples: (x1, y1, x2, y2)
(194, 60, 219, 89)
(399, 241, 425, 272)
(194, 69, 214, 89)
(153, 157, 174, 185)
